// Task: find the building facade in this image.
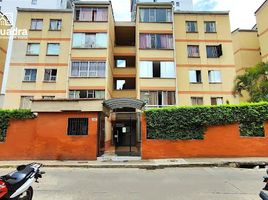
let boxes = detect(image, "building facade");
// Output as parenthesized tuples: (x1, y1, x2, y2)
(0, 12, 10, 107)
(3, 1, 238, 156)
(255, 0, 268, 63)
(131, 0, 193, 20)
(0, 0, 72, 94)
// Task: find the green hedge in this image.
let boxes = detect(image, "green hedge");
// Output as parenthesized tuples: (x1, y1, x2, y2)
(0, 110, 35, 142)
(145, 102, 268, 140)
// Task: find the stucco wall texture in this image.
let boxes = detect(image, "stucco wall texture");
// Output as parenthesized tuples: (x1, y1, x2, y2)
(0, 112, 99, 160)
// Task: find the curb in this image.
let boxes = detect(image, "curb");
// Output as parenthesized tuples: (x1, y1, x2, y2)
(0, 161, 267, 169)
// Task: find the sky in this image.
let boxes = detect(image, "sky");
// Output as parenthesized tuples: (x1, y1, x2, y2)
(105, 0, 265, 31)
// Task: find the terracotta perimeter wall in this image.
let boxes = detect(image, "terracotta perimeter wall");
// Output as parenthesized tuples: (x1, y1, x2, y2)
(0, 112, 99, 160)
(141, 116, 268, 159)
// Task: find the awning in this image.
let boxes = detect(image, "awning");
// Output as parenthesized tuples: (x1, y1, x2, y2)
(103, 98, 146, 111)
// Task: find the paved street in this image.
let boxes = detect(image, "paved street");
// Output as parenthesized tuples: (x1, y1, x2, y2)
(0, 167, 265, 200)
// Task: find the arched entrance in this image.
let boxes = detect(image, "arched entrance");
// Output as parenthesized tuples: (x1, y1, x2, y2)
(102, 98, 146, 156)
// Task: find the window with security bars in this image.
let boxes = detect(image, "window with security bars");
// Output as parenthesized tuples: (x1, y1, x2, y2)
(71, 61, 106, 77)
(67, 118, 88, 136)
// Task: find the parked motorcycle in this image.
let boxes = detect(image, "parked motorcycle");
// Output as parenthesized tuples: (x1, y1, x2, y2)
(0, 163, 44, 200)
(260, 167, 268, 200)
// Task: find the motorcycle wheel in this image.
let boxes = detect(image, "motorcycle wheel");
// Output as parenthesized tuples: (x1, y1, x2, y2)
(16, 186, 33, 200)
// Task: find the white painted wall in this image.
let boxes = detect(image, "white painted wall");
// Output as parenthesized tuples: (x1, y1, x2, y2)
(0, 0, 71, 94)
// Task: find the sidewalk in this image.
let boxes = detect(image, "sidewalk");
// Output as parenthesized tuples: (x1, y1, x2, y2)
(1, 157, 268, 169)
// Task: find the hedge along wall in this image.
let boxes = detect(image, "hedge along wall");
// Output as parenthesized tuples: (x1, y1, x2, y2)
(145, 102, 268, 140)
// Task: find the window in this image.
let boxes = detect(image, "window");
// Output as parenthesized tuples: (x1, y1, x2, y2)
(116, 60, 126, 68)
(26, 43, 40, 55)
(72, 33, 107, 48)
(31, 0, 37, 5)
(204, 21, 216, 33)
(44, 69, 57, 82)
(140, 61, 175, 78)
(191, 97, 203, 105)
(47, 43, 60, 55)
(75, 8, 108, 22)
(140, 8, 172, 23)
(71, 61, 106, 77)
(69, 90, 105, 99)
(140, 91, 175, 107)
(20, 96, 34, 109)
(140, 34, 173, 49)
(186, 21, 198, 33)
(30, 19, 43, 30)
(189, 70, 202, 83)
(42, 96, 55, 100)
(208, 70, 221, 83)
(206, 45, 222, 58)
(24, 69, 37, 81)
(211, 97, 223, 105)
(49, 19, 62, 30)
(67, 118, 88, 136)
(114, 78, 136, 90)
(187, 45, 200, 57)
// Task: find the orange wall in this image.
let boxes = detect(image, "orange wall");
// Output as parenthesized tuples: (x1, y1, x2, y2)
(0, 112, 99, 160)
(141, 116, 268, 159)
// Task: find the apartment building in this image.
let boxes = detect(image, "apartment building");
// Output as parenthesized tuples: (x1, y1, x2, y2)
(255, 0, 268, 62)
(3, 1, 238, 156)
(0, 12, 10, 107)
(0, 0, 72, 94)
(232, 28, 261, 76)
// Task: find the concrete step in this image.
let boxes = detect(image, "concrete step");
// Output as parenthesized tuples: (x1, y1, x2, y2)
(97, 155, 141, 162)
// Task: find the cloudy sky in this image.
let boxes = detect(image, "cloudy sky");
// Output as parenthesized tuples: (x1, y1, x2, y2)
(108, 0, 265, 31)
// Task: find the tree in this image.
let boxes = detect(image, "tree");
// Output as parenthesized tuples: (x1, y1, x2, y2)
(234, 62, 268, 102)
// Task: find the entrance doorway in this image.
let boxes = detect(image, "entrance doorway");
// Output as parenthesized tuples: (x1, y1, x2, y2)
(112, 112, 141, 156)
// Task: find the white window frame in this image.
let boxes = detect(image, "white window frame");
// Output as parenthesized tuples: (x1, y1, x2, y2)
(208, 70, 221, 83)
(44, 69, 57, 82)
(26, 43, 40, 55)
(24, 69, 37, 81)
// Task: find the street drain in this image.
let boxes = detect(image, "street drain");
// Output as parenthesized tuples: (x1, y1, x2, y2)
(236, 163, 266, 169)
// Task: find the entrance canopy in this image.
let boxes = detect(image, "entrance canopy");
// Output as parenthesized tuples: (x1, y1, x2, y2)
(103, 98, 146, 111)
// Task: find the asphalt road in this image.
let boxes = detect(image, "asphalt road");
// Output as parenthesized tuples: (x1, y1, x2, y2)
(0, 167, 265, 200)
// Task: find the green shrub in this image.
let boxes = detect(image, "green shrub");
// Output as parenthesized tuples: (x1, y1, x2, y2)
(145, 102, 268, 140)
(0, 110, 35, 141)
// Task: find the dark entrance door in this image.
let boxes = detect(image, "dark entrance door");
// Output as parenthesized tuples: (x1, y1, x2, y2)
(114, 120, 136, 146)
(113, 113, 140, 156)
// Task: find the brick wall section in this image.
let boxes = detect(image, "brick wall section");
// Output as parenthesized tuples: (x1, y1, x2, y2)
(141, 116, 268, 159)
(0, 112, 99, 160)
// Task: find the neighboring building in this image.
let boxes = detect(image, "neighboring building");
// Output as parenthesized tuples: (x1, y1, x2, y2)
(0, 0, 72, 95)
(255, 0, 268, 62)
(231, 28, 261, 102)
(174, 11, 238, 105)
(0, 12, 10, 96)
(230, 0, 268, 102)
(131, 0, 193, 20)
(232, 28, 261, 76)
(3, 1, 238, 156)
